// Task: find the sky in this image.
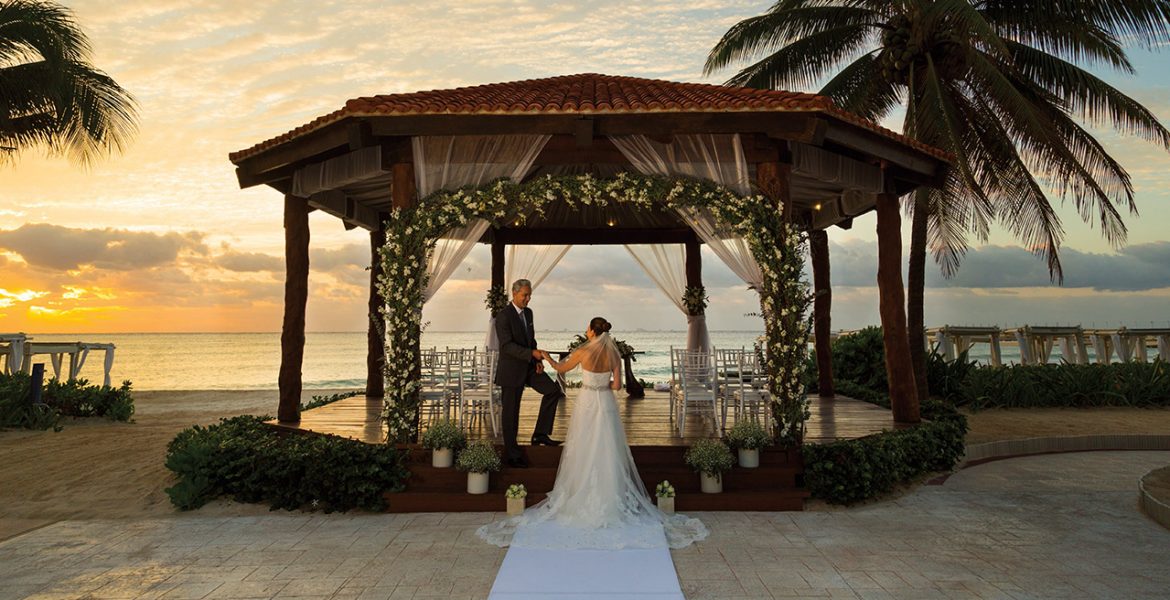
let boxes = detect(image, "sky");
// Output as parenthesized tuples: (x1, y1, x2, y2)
(1, 0, 1169, 334)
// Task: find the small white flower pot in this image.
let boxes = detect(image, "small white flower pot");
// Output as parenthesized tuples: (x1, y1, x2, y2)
(432, 448, 454, 468)
(738, 448, 760, 469)
(657, 496, 675, 514)
(506, 497, 525, 516)
(700, 473, 723, 494)
(467, 472, 490, 494)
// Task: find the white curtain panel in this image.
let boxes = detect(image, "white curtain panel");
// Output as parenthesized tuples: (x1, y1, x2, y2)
(624, 244, 711, 352)
(506, 245, 572, 291)
(610, 133, 764, 290)
(412, 134, 551, 302)
(485, 244, 571, 349)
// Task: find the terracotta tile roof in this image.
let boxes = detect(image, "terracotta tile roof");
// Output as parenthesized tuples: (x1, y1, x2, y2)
(229, 73, 948, 163)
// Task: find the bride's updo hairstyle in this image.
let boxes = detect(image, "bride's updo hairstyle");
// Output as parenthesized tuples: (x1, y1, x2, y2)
(589, 317, 612, 336)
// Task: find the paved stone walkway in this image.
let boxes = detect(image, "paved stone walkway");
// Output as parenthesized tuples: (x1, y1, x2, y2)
(2, 451, 1168, 600)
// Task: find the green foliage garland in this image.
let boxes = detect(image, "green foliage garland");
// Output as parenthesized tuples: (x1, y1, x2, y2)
(484, 285, 510, 316)
(378, 172, 811, 443)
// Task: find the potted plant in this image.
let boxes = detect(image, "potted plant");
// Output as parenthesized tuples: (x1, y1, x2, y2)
(655, 480, 676, 514)
(726, 419, 770, 468)
(505, 484, 527, 516)
(421, 419, 466, 468)
(456, 440, 501, 494)
(685, 438, 734, 494)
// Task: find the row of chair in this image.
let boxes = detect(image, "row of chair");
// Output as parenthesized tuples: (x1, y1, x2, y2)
(669, 347, 771, 438)
(419, 348, 502, 435)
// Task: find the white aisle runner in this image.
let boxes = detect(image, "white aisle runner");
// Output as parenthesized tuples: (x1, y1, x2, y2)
(487, 522, 685, 599)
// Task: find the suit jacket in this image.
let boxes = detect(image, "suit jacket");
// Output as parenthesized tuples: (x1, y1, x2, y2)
(495, 305, 538, 387)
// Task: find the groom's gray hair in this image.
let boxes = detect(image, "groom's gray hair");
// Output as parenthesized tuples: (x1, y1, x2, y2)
(511, 279, 532, 294)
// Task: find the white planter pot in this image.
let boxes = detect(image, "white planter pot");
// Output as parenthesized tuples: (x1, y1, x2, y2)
(506, 497, 526, 516)
(700, 473, 723, 494)
(432, 448, 454, 468)
(657, 496, 675, 515)
(467, 472, 490, 494)
(738, 448, 760, 469)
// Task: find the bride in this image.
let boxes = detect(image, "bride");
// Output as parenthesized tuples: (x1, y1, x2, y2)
(476, 317, 708, 550)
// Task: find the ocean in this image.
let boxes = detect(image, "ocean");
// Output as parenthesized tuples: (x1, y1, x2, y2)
(19, 330, 1058, 391)
(19, 331, 765, 391)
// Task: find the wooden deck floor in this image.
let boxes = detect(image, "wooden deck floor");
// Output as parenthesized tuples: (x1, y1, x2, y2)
(269, 389, 910, 445)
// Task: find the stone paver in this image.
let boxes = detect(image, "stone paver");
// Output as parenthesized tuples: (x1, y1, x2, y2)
(1, 451, 1168, 599)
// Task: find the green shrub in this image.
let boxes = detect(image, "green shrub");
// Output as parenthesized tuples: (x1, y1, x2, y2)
(0, 372, 133, 429)
(421, 418, 466, 450)
(803, 401, 968, 505)
(926, 348, 977, 401)
(829, 326, 888, 394)
(164, 415, 409, 512)
(44, 378, 135, 421)
(725, 419, 770, 450)
(456, 440, 501, 473)
(684, 438, 734, 476)
(958, 360, 1170, 409)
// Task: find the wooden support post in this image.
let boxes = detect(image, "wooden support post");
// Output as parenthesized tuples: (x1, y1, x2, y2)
(366, 227, 386, 398)
(756, 161, 793, 220)
(390, 162, 421, 435)
(809, 229, 834, 397)
(684, 238, 701, 293)
(875, 191, 920, 423)
(279, 195, 310, 422)
(491, 238, 506, 293)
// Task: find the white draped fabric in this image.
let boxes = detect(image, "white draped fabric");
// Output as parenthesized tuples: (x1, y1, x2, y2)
(610, 134, 764, 290)
(414, 135, 551, 302)
(485, 244, 571, 349)
(623, 244, 710, 352)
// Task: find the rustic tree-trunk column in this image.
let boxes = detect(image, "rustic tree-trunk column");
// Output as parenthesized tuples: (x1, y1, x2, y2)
(365, 226, 386, 398)
(756, 161, 793, 219)
(278, 195, 310, 422)
(391, 162, 422, 435)
(685, 237, 701, 291)
(809, 229, 834, 397)
(491, 238, 506, 291)
(875, 191, 920, 423)
(907, 190, 930, 402)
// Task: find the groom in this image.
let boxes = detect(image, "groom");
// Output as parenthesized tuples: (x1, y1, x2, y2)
(495, 278, 564, 468)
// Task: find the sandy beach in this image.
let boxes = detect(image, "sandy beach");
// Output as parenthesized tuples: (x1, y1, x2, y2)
(2, 390, 1168, 543)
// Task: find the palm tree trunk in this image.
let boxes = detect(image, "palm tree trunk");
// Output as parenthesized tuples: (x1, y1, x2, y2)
(907, 190, 930, 402)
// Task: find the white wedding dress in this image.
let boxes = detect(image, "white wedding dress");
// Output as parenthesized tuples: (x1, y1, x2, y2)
(476, 367, 708, 550)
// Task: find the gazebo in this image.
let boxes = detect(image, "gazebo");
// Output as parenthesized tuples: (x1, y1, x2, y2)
(229, 73, 949, 434)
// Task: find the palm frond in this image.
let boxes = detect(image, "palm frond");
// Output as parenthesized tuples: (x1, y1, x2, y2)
(722, 24, 876, 91)
(817, 52, 902, 121)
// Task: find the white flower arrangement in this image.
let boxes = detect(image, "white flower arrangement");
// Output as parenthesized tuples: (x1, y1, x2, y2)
(505, 483, 527, 499)
(377, 173, 811, 444)
(655, 480, 676, 498)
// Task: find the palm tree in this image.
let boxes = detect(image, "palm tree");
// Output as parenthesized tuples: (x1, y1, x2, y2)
(706, 0, 1170, 402)
(1, 0, 136, 164)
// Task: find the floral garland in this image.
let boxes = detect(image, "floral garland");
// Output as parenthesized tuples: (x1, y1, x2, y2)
(682, 285, 708, 315)
(378, 172, 812, 444)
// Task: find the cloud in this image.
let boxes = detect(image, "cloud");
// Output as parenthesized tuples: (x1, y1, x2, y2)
(0, 224, 207, 271)
(823, 240, 1170, 292)
(216, 250, 282, 272)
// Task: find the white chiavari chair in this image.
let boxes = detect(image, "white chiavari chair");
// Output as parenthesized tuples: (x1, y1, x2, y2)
(675, 348, 719, 438)
(418, 347, 451, 426)
(728, 349, 771, 433)
(712, 347, 744, 431)
(458, 349, 500, 436)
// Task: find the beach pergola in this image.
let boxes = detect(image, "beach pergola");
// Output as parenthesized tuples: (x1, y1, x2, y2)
(228, 74, 950, 429)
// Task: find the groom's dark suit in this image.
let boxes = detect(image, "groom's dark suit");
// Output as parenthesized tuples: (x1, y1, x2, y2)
(495, 304, 563, 462)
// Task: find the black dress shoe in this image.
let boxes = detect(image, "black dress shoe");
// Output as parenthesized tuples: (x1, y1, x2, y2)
(506, 457, 529, 469)
(530, 435, 562, 447)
